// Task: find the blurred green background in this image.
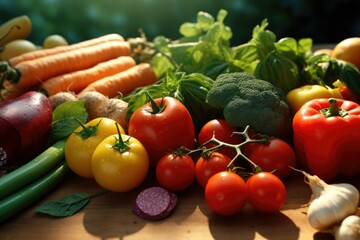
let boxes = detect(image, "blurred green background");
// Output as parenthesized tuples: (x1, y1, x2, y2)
(0, 0, 359, 46)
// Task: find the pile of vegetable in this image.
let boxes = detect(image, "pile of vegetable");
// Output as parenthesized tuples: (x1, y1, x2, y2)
(1, 9, 360, 240)
(0, 16, 158, 101)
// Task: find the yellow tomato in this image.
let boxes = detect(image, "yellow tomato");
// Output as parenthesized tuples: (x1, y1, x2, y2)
(65, 117, 124, 178)
(286, 85, 342, 115)
(92, 134, 149, 192)
(43, 34, 69, 49)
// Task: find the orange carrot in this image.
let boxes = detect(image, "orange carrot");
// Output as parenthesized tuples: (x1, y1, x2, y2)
(79, 63, 158, 98)
(8, 41, 131, 88)
(8, 33, 125, 67)
(40, 56, 136, 96)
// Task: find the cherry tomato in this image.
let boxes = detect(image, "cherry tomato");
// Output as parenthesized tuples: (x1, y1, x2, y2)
(65, 117, 124, 178)
(246, 172, 286, 213)
(156, 152, 195, 192)
(92, 133, 149, 192)
(243, 136, 296, 179)
(197, 119, 243, 158)
(128, 96, 195, 167)
(205, 171, 248, 216)
(195, 152, 232, 188)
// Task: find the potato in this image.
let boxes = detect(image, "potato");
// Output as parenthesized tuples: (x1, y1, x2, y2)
(43, 34, 69, 49)
(0, 39, 38, 60)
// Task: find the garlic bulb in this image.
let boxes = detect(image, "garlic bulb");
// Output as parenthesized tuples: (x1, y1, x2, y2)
(332, 215, 360, 240)
(303, 171, 359, 230)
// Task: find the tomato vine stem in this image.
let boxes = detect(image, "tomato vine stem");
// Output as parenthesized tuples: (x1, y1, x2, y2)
(199, 125, 269, 174)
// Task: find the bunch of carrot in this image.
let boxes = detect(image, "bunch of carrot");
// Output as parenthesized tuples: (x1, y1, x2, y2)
(0, 33, 158, 100)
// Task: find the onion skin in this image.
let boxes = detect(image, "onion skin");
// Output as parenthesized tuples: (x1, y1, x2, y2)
(105, 98, 128, 131)
(48, 91, 78, 110)
(78, 91, 109, 121)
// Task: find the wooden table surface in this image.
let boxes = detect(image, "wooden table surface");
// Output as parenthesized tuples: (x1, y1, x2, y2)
(1, 170, 359, 240)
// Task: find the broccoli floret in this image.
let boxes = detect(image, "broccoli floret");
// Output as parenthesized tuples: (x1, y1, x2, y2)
(207, 72, 292, 140)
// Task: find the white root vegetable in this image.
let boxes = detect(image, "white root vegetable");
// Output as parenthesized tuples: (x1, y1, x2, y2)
(105, 98, 128, 130)
(77, 91, 109, 121)
(300, 170, 359, 231)
(48, 91, 129, 130)
(48, 91, 78, 110)
(332, 215, 360, 240)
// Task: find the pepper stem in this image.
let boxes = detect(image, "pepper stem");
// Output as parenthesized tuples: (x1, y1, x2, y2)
(319, 98, 348, 117)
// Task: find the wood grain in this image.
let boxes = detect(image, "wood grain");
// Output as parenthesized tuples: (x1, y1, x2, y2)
(1, 171, 358, 240)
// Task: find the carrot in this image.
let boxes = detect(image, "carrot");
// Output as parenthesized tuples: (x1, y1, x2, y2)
(40, 56, 136, 96)
(8, 33, 125, 67)
(6, 41, 131, 88)
(0, 80, 32, 101)
(79, 63, 158, 98)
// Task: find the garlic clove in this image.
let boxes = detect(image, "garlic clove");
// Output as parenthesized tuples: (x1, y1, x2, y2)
(302, 171, 359, 230)
(332, 215, 360, 240)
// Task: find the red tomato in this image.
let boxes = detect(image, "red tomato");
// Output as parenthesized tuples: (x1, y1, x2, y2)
(195, 152, 232, 188)
(128, 96, 195, 167)
(205, 171, 248, 216)
(243, 136, 296, 179)
(197, 119, 243, 158)
(156, 152, 195, 192)
(246, 172, 286, 213)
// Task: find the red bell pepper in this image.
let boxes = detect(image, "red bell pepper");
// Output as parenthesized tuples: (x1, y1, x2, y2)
(293, 98, 360, 181)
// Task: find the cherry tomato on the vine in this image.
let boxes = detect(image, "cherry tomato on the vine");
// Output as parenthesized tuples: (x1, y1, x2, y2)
(156, 152, 195, 192)
(243, 136, 296, 179)
(197, 119, 243, 159)
(195, 152, 232, 188)
(128, 96, 195, 167)
(246, 172, 286, 213)
(205, 171, 248, 216)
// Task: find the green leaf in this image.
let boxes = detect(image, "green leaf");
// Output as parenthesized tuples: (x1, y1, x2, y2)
(275, 37, 298, 60)
(36, 190, 108, 217)
(179, 22, 201, 37)
(36, 192, 91, 217)
(51, 100, 88, 141)
(196, 11, 215, 31)
(254, 51, 300, 93)
(298, 38, 313, 55)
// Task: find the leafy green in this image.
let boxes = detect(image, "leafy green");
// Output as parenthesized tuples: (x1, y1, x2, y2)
(51, 100, 88, 141)
(36, 190, 108, 217)
(128, 10, 360, 126)
(150, 9, 235, 79)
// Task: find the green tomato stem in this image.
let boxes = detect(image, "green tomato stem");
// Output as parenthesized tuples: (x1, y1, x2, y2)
(145, 91, 166, 114)
(73, 118, 101, 140)
(112, 122, 130, 153)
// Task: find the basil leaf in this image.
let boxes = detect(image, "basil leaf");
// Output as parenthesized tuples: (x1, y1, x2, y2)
(36, 192, 91, 217)
(51, 100, 88, 141)
(36, 190, 108, 217)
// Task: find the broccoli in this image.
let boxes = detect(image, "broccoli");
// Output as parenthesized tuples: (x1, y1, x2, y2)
(207, 72, 292, 140)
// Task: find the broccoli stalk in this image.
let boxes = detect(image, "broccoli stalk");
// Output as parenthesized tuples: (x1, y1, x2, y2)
(207, 72, 292, 140)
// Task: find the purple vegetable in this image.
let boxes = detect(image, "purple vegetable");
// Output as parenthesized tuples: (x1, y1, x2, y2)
(0, 91, 52, 167)
(133, 186, 178, 220)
